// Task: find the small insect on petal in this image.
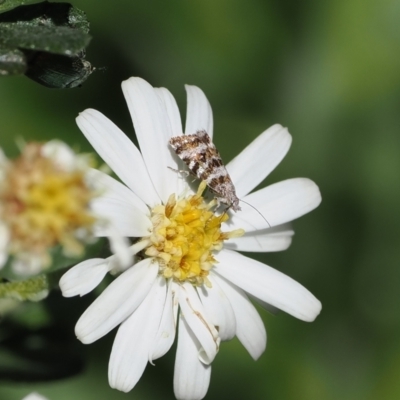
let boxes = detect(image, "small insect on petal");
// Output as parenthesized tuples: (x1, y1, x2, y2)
(169, 130, 240, 211)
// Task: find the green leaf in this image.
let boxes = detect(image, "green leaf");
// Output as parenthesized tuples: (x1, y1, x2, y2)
(0, 24, 90, 55)
(0, 2, 92, 55)
(0, 2, 93, 87)
(0, 46, 26, 74)
(0, 2, 91, 34)
(0, 0, 41, 14)
(68, 5, 89, 34)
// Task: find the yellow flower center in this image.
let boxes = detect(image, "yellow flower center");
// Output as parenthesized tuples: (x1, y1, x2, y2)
(0, 143, 96, 269)
(144, 182, 244, 287)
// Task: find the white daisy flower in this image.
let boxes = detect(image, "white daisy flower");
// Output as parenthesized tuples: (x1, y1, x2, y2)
(60, 77, 322, 400)
(0, 140, 128, 276)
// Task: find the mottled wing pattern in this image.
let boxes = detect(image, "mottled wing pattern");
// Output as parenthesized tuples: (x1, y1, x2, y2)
(169, 130, 241, 211)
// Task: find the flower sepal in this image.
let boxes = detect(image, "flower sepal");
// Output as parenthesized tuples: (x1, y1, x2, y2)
(0, 274, 50, 302)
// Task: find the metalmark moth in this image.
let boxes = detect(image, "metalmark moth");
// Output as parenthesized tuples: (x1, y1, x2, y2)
(169, 130, 241, 211)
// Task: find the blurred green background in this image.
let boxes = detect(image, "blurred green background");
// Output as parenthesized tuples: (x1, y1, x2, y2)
(1, 0, 400, 399)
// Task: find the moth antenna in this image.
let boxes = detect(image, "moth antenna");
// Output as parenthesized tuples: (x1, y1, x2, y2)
(239, 199, 271, 228)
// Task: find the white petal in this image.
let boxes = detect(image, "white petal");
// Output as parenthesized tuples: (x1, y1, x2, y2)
(184, 85, 213, 138)
(174, 317, 211, 400)
(215, 249, 322, 322)
(144, 277, 171, 363)
(105, 240, 150, 276)
(75, 258, 158, 344)
(155, 87, 183, 136)
(216, 276, 266, 360)
(228, 178, 322, 232)
(88, 169, 151, 238)
(41, 140, 76, 172)
(59, 258, 109, 297)
(155, 87, 186, 194)
(92, 196, 151, 237)
(150, 280, 179, 361)
(250, 295, 280, 316)
(108, 229, 132, 268)
(178, 283, 220, 364)
(87, 168, 149, 216)
(12, 255, 42, 276)
(198, 274, 236, 341)
(109, 278, 166, 392)
(0, 222, 10, 268)
(22, 394, 49, 400)
(76, 108, 159, 206)
(122, 77, 179, 203)
(0, 147, 7, 163)
(225, 228, 294, 252)
(227, 124, 292, 198)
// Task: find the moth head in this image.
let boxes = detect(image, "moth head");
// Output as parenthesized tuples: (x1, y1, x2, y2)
(218, 192, 241, 212)
(229, 196, 241, 212)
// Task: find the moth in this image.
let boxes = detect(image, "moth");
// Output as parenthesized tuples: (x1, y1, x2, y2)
(169, 130, 241, 211)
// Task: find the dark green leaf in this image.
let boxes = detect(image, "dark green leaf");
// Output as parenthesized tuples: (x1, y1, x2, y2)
(0, 2, 94, 87)
(67, 4, 89, 34)
(0, 324, 84, 382)
(0, 46, 26, 74)
(0, 0, 40, 14)
(0, 2, 90, 35)
(0, 24, 90, 55)
(0, 2, 92, 55)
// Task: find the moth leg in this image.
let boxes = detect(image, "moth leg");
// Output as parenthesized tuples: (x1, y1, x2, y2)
(167, 166, 190, 177)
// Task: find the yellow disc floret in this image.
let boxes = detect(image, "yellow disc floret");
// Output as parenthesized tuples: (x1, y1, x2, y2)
(144, 182, 244, 287)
